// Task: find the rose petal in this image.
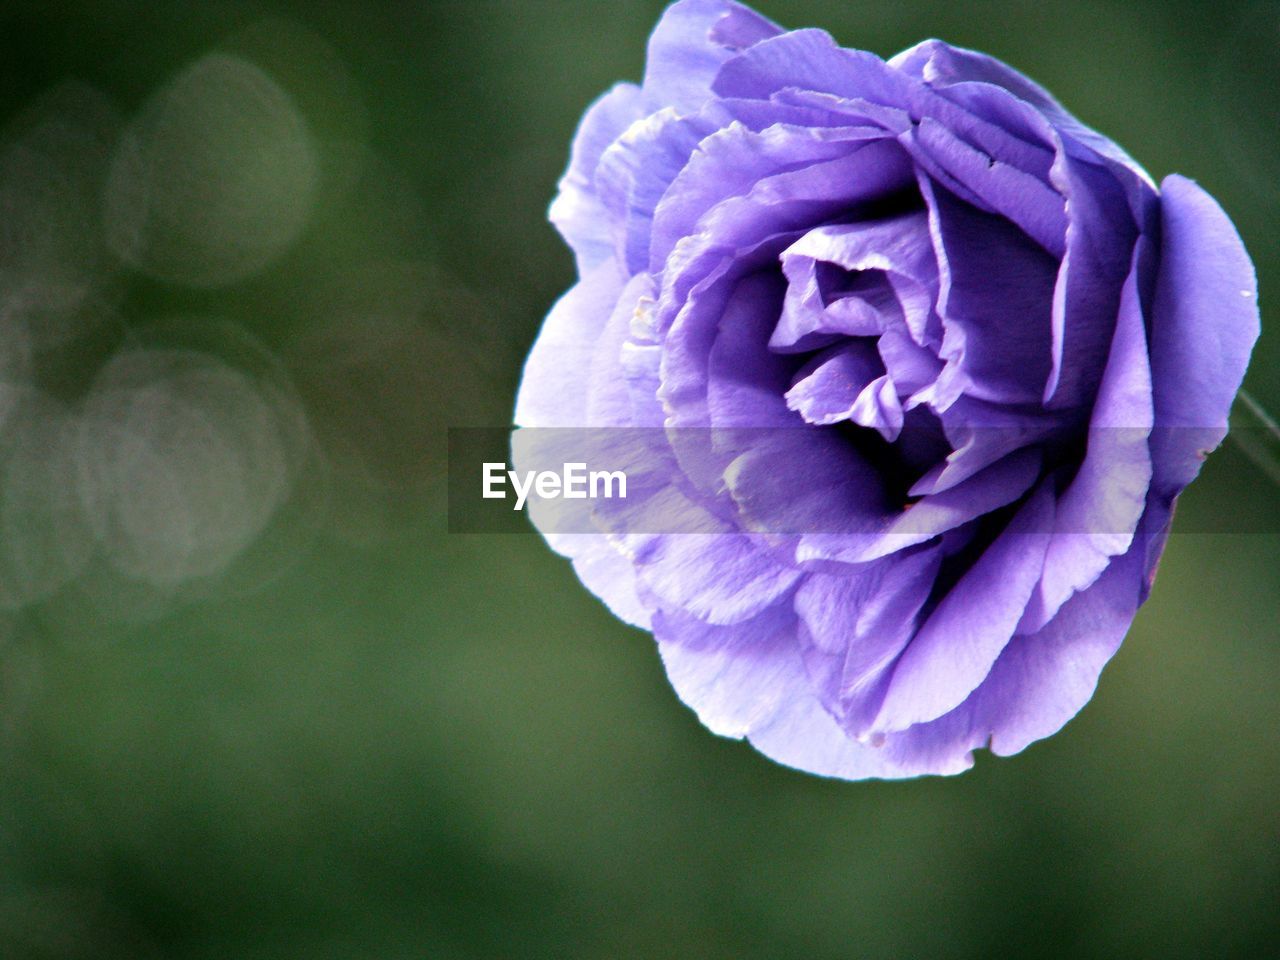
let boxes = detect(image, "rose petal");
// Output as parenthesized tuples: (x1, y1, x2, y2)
(795, 547, 940, 732)
(635, 522, 800, 625)
(643, 0, 782, 114)
(914, 396, 1067, 495)
(515, 258, 627, 427)
(713, 29, 915, 105)
(707, 271, 796, 426)
(785, 340, 889, 428)
(722, 426, 888, 536)
(1018, 237, 1154, 633)
(922, 176, 1058, 406)
(587, 273, 660, 426)
(656, 600, 920, 779)
(871, 480, 1056, 732)
(874, 541, 1145, 775)
(903, 116, 1066, 258)
(548, 83, 648, 273)
(890, 39, 1155, 189)
(1043, 151, 1142, 409)
(800, 446, 1042, 563)
(773, 213, 940, 351)
(1148, 174, 1261, 499)
(650, 121, 897, 273)
(655, 597, 800, 737)
(543, 533, 652, 629)
(595, 107, 719, 273)
(659, 143, 914, 429)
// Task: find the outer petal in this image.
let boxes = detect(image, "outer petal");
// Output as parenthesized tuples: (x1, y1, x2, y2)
(747, 673, 924, 779)
(654, 599, 801, 738)
(594, 107, 717, 274)
(587, 273, 660, 426)
(712, 28, 915, 106)
(980, 545, 1143, 757)
(548, 84, 648, 273)
(544, 534, 652, 629)
(643, 0, 782, 114)
(876, 541, 1146, 775)
(655, 601, 917, 779)
(673, 532, 1146, 781)
(515, 258, 626, 427)
(1148, 175, 1260, 500)
(550, 1, 783, 272)
(871, 480, 1056, 732)
(515, 264, 654, 628)
(632, 522, 801, 626)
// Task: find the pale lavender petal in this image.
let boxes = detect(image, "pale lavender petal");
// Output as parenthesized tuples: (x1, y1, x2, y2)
(515, 258, 626, 427)
(549, 84, 648, 273)
(544, 533, 652, 629)
(657, 602, 918, 779)
(586, 272, 660, 426)
(630, 500, 800, 626)
(643, 0, 782, 113)
(851, 376, 905, 440)
(594, 107, 718, 273)
(654, 599, 801, 737)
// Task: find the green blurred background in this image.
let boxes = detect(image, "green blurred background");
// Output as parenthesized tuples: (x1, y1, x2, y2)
(0, 1, 1276, 957)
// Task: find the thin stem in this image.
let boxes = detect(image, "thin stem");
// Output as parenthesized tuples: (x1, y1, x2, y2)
(1230, 389, 1280, 487)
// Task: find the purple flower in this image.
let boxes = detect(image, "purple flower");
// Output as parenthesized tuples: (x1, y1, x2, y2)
(515, 0, 1260, 778)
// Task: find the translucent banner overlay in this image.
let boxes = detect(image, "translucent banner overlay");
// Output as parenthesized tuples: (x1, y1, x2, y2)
(448, 427, 1277, 536)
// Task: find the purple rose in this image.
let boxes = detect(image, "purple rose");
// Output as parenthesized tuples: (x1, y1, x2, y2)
(515, 0, 1260, 778)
